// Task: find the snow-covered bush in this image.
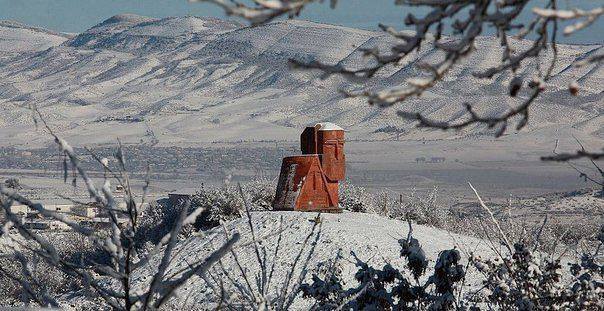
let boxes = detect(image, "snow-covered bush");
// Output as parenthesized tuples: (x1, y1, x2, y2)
(547, 221, 603, 247)
(340, 182, 600, 252)
(191, 184, 245, 229)
(339, 182, 376, 213)
(305, 185, 603, 310)
(392, 187, 453, 228)
(135, 179, 275, 245)
(300, 255, 347, 309)
(302, 223, 467, 310)
(245, 178, 275, 210)
(471, 225, 604, 310)
(340, 184, 454, 228)
(302, 222, 604, 310)
(0, 232, 101, 306)
(190, 179, 274, 230)
(135, 199, 179, 245)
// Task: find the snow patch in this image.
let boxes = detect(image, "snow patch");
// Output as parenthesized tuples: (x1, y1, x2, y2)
(315, 122, 344, 131)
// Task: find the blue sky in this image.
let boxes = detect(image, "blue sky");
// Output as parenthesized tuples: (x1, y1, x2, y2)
(0, 0, 602, 44)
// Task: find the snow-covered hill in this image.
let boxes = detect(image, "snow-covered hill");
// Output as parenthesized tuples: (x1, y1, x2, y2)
(0, 20, 71, 55)
(0, 14, 601, 147)
(131, 211, 492, 308)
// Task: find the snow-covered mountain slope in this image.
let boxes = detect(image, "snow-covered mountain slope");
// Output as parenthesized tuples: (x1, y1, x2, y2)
(0, 14, 601, 147)
(0, 21, 71, 54)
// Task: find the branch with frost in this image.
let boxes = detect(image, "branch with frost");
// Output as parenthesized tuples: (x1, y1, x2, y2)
(200, 183, 321, 310)
(294, 1, 479, 107)
(542, 137, 604, 162)
(1, 109, 236, 310)
(541, 139, 604, 195)
(533, 6, 604, 35)
(468, 182, 513, 254)
(398, 81, 542, 137)
(191, 0, 331, 26)
(201, 0, 602, 136)
(541, 149, 604, 162)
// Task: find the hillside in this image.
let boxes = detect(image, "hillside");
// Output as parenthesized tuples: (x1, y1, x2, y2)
(0, 14, 602, 147)
(129, 211, 492, 308)
(0, 20, 71, 55)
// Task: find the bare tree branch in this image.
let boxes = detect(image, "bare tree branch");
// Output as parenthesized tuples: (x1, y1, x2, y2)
(199, 0, 603, 136)
(1, 110, 235, 310)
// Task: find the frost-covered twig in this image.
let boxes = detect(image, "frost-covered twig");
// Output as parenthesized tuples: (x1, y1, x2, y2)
(542, 139, 604, 195)
(201, 0, 602, 136)
(533, 6, 604, 35)
(0, 110, 235, 310)
(468, 182, 513, 254)
(541, 149, 604, 162)
(191, 0, 323, 26)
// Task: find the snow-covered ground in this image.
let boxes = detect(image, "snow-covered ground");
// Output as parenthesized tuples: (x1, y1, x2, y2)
(133, 211, 494, 308)
(0, 20, 71, 54)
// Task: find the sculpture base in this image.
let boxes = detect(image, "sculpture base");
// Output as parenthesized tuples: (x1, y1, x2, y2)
(273, 155, 340, 212)
(273, 207, 343, 213)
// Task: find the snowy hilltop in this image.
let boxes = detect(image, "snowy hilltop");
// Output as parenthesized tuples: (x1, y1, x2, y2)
(97, 211, 494, 309)
(0, 14, 602, 147)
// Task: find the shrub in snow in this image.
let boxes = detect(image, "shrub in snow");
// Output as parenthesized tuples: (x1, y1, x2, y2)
(302, 223, 604, 310)
(392, 187, 452, 228)
(340, 184, 453, 228)
(300, 255, 347, 309)
(0, 232, 101, 306)
(341, 183, 599, 252)
(471, 228, 604, 310)
(339, 182, 376, 213)
(191, 180, 274, 230)
(245, 178, 275, 210)
(135, 179, 274, 245)
(135, 199, 178, 245)
(192, 184, 243, 229)
(302, 223, 466, 310)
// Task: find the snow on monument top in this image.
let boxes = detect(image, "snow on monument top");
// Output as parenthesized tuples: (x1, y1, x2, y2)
(315, 122, 343, 131)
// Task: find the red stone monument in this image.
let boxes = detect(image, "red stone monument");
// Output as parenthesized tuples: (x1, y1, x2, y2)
(273, 122, 345, 212)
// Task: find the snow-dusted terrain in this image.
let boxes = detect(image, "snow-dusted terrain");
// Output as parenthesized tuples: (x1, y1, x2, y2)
(0, 15, 601, 308)
(0, 20, 72, 55)
(0, 14, 601, 147)
(131, 211, 492, 309)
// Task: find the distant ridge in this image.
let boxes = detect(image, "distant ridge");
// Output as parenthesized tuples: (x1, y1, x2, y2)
(0, 20, 72, 53)
(64, 15, 241, 53)
(0, 20, 73, 38)
(97, 13, 156, 26)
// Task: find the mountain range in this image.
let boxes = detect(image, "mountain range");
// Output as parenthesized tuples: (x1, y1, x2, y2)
(0, 14, 601, 147)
